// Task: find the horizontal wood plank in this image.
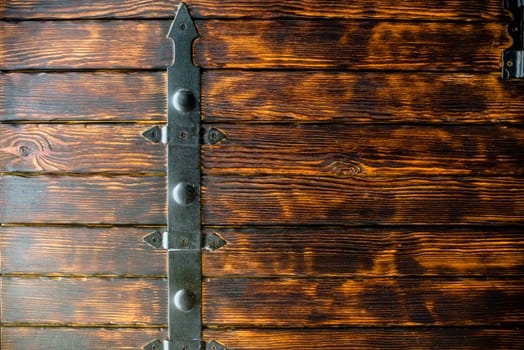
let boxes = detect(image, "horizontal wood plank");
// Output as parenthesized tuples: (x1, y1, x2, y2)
(203, 328, 524, 350)
(203, 278, 524, 327)
(0, 0, 507, 20)
(203, 176, 524, 226)
(1, 277, 167, 325)
(0, 124, 165, 173)
(0, 176, 166, 224)
(1, 227, 166, 276)
(0, 72, 165, 122)
(203, 72, 524, 123)
(1, 327, 167, 350)
(203, 228, 524, 277)
(0, 20, 508, 71)
(203, 124, 524, 176)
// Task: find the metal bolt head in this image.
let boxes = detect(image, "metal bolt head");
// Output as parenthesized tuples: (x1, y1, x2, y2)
(173, 89, 196, 113)
(173, 182, 196, 206)
(174, 289, 196, 312)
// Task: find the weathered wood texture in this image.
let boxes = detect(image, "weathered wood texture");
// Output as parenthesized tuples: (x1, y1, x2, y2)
(0, 124, 165, 173)
(1, 226, 166, 276)
(1, 328, 167, 350)
(203, 72, 524, 123)
(0, 72, 166, 122)
(4, 226, 522, 277)
(0, 176, 165, 224)
(3, 72, 524, 123)
(3, 124, 523, 175)
(203, 278, 524, 327)
(1, 277, 167, 325)
(0, 21, 508, 71)
(2, 175, 523, 225)
(203, 228, 524, 277)
(203, 328, 524, 350)
(0, 0, 508, 20)
(203, 124, 524, 176)
(204, 176, 524, 225)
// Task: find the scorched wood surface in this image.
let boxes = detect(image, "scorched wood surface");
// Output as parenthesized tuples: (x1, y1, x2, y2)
(1, 0, 523, 349)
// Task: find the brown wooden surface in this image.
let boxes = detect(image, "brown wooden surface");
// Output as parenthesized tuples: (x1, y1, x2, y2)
(0, 0, 508, 20)
(0, 72, 165, 122)
(0, 124, 165, 173)
(203, 72, 524, 123)
(203, 124, 524, 176)
(1, 328, 167, 350)
(0, 20, 508, 71)
(0, 124, 164, 173)
(203, 176, 524, 225)
(202, 228, 524, 277)
(1, 226, 166, 276)
(203, 278, 524, 327)
(1, 277, 167, 325)
(203, 328, 524, 350)
(0, 176, 165, 224)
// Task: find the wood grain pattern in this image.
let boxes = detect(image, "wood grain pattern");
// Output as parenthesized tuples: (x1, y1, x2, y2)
(0, 124, 165, 173)
(1, 226, 166, 276)
(203, 176, 524, 226)
(202, 228, 524, 277)
(203, 278, 524, 327)
(203, 124, 524, 176)
(0, 0, 508, 20)
(203, 328, 524, 350)
(0, 72, 166, 122)
(1, 277, 167, 325)
(0, 20, 508, 71)
(195, 20, 508, 70)
(203, 71, 524, 123)
(0, 176, 166, 224)
(1, 327, 167, 350)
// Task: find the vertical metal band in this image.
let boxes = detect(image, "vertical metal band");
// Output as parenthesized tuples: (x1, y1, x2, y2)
(502, 0, 524, 78)
(167, 3, 201, 349)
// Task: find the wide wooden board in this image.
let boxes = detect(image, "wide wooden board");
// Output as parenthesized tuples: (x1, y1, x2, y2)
(203, 176, 524, 225)
(203, 278, 524, 327)
(1, 226, 165, 276)
(203, 124, 524, 176)
(1, 277, 167, 325)
(0, 124, 165, 173)
(203, 228, 524, 277)
(0, 176, 166, 224)
(1, 327, 167, 350)
(0, 0, 507, 20)
(0, 72, 165, 122)
(202, 72, 524, 123)
(0, 21, 507, 71)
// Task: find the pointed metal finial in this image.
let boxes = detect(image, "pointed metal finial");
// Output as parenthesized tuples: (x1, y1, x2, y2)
(142, 125, 162, 143)
(143, 230, 165, 249)
(168, 2, 199, 41)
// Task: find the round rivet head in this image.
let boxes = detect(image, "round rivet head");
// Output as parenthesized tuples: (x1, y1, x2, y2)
(174, 289, 196, 312)
(173, 182, 196, 206)
(173, 89, 196, 112)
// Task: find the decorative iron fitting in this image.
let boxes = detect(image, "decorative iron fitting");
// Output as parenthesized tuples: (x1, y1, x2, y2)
(503, 0, 524, 78)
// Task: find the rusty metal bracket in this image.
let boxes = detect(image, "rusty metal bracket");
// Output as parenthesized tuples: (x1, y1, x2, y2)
(503, 0, 524, 78)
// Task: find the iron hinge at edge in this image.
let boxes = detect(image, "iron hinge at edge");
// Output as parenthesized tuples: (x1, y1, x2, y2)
(503, 0, 524, 78)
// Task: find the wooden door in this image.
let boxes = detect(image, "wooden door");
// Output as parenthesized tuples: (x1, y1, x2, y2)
(1, 1, 523, 349)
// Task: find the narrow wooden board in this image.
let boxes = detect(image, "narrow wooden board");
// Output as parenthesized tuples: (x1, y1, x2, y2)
(0, 0, 507, 20)
(203, 328, 524, 350)
(1, 277, 167, 325)
(0, 21, 507, 71)
(203, 278, 524, 327)
(202, 228, 524, 277)
(0, 124, 165, 173)
(1, 327, 167, 350)
(203, 176, 524, 226)
(1, 226, 166, 276)
(0, 72, 165, 122)
(0, 176, 166, 224)
(203, 124, 524, 176)
(202, 72, 524, 123)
